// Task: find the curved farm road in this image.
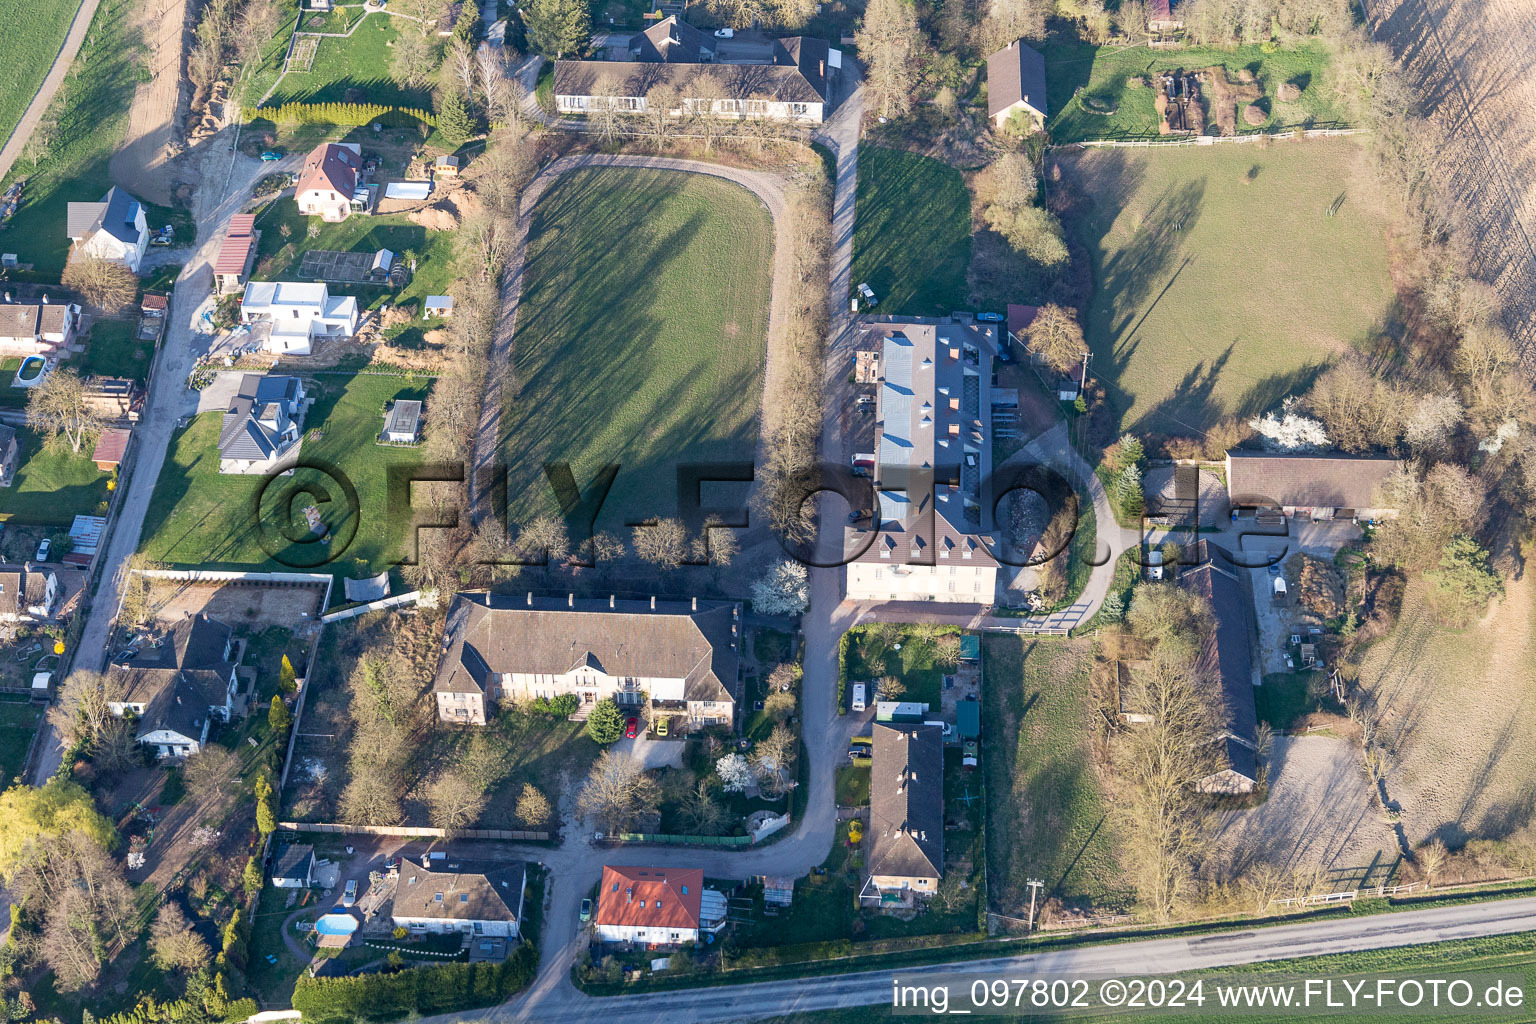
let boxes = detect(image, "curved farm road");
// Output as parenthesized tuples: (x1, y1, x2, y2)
(470, 153, 798, 520)
(0, 0, 102, 183)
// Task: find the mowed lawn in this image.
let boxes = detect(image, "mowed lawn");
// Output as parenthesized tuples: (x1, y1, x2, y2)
(851, 145, 971, 317)
(1356, 575, 1536, 854)
(264, 13, 433, 110)
(0, 697, 42, 784)
(1042, 41, 1346, 143)
(138, 373, 431, 581)
(252, 197, 457, 313)
(982, 635, 1132, 915)
(0, 0, 77, 155)
(1065, 139, 1393, 437)
(0, 427, 110, 525)
(505, 167, 772, 530)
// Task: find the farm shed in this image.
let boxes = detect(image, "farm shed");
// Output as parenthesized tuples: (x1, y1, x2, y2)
(1225, 450, 1404, 521)
(423, 295, 454, 319)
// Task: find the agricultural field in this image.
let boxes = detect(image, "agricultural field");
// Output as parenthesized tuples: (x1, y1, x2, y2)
(251, 196, 458, 315)
(1062, 138, 1394, 438)
(0, 427, 111, 525)
(504, 167, 772, 529)
(1355, 575, 1536, 853)
(1369, 0, 1536, 352)
(982, 635, 1133, 920)
(0, 0, 139, 277)
(1042, 41, 1346, 143)
(137, 372, 432, 585)
(851, 145, 971, 317)
(262, 13, 433, 111)
(0, 0, 79, 159)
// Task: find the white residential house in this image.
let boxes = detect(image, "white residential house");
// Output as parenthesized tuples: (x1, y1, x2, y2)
(0, 296, 81, 357)
(845, 319, 1001, 603)
(0, 566, 58, 620)
(390, 862, 527, 938)
(104, 616, 241, 759)
(217, 374, 307, 475)
(66, 187, 150, 273)
(240, 281, 359, 355)
(594, 866, 726, 945)
(432, 593, 742, 728)
(295, 142, 362, 222)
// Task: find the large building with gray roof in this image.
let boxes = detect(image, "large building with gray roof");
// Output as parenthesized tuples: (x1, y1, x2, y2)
(433, 592, 742, 728)
(847, 318, 1000, 603)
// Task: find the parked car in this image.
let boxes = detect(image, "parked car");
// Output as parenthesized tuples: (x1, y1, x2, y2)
(342, 879, 358, 907)
(713, 27, 734, 37)
(1267, 561, 1283, 576)
(624, 717, 639, 739)
(384, 857, 398, 871)
(962, 740, 979, 770)
(1146, 548, 1163, 580)
(580, 898, 592, 922)
(654, 717, 668, 737)
(850, 453, 874, 477)
(851, 682, 867, 712)
(260, 150, 284, 161)
(847, 508, 872, 523)
(976, 311, 1005, 322)
(34, 539, 49, 562)
(858, 282, 877, 306)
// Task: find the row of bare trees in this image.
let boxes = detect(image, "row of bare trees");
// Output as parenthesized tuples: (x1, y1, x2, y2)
(190, 0, 281, 98)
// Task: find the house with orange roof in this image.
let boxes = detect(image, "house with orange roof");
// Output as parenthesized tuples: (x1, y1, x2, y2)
(593, 866, 726, 945)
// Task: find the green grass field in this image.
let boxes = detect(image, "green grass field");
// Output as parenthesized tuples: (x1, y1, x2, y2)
(1042, 41, 1347, 143)
(0, 0, 139, 277)
(983, 635, 1132, 915)
(0, 427, 110, 525)
(505, 167, 772, 530)
(0, 697, 41, 784)
(0, 0, 80, 161)
(138, 372, 431, 584)
(851, 145, 972, 317)
(1065, 138, 1393, 437)
(78, 318, 154, 381)
(263, 13, 434, 110)
(252, 196, 456, 317)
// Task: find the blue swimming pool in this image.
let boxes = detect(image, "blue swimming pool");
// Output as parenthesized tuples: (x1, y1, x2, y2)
(315, 913, 358, 937)
(16, 357, 45, 383)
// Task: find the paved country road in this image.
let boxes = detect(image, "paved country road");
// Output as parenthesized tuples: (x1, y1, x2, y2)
(421, 896, 1536, 1022)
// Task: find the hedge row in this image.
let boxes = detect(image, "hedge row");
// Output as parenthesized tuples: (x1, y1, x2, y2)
(722, 930, 987, 971)
(291, 944, 537, 1023)
(244, 102, 437, 127)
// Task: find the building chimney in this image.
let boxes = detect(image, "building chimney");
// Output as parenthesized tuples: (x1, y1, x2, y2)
(691, 596, 697, 611)
(40, 294, 49, 305)
(2, 292, 9, 303)
(568, 593, 574, 608)
(819, 59, 825, 79)
(609, 594, 615, 609)
(650, 596, 656, 610)
(526, 592, 533, 605)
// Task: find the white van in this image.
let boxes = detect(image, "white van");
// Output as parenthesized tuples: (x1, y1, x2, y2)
(851, 683, 868, 712)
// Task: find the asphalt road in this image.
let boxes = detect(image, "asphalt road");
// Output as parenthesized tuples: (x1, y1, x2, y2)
(426, 896, 1536, 1022)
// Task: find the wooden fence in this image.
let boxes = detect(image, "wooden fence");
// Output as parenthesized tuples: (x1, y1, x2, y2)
(321, 590, 422, 623)
(280, 821, 551, 842)
(1269, 881, 1425, 908)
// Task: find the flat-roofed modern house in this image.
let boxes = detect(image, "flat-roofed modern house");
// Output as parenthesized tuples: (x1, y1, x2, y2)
(66, 187, 149, 272)
(863, 723, 944, 903)
(296, 142, 362, 222)
(1225, 450, 1404, 521)
(105, 615, 241, 759)
(214, 214, 260, 294)
(846, 319, 1000, 603)
(239, 281, 359, 355)
(432, 592, 742, 728)
(986, 40, 1047, 131)
(594, 865, 725, 944)
(554, 17, 839, 123)
(381, 398, 422, 445)
(389, 861, 527, 938)
(1177, 540, 1260, 794)
(218, 374, 306, 475)
(0, 297, 80, 357)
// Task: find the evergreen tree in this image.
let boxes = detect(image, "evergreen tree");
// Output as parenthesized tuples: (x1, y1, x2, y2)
(436, 91, 477, 145)
(268, 695, 292, 734)
(524, 0, 591, 58)
(584, 698, 624, 744)
(279, 654, 296, 694)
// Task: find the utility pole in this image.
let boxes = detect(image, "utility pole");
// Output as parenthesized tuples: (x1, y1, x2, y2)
(1025, 878, 1044, 932)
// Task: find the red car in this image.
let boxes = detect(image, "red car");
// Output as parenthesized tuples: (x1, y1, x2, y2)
(625, 717, 639, 739)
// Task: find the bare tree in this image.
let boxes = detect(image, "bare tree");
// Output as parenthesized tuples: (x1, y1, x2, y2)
(42, 888, 102, 991)
(427, 769, 488, 832)
(30, 368, 106, 454)
(183, 747, 239, 802)
(689, 515, 740, 566)
(477, 46, 518, 127)
(1417, 838, 1449, 886)
(93, 717, 142, 774)
(855, 0, 923, 119)
(1025, 304, 1088, 375)
(576, 750, 661, 833)
(392, 30, 441, 90)
(150, 902, 211, 973)
(643, 84, 681, 147)
(47, 670, 120, 752)
(62, 256, 138, 312)
(677, 779, 729, 835)
(449, 39, 477, 102)
(633, 518, 688, 570)
(750, 724, 797, 796)
(474, 131, 535, 218)
(515, 783, 552, 828)
(517, 515, 570, 563)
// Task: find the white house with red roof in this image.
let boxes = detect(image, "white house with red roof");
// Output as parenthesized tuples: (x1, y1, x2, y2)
(295, 142, 362, 222)
(594, 866, 726, 945)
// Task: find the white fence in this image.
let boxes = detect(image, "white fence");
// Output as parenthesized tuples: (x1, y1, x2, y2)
(321, 590, 422, 623)
(280, 821, 551, 842)
(1269, 881, 1424, 908)
(751, 813, 792, 843)
(1071, 127, 1366, 150)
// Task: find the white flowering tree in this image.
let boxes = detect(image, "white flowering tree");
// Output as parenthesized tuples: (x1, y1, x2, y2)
(1249, 397, 1329, 451)
(751, 559, 810, 615)
(715, 753, 752, 793)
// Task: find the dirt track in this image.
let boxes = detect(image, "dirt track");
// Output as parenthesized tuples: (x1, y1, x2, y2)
(1365, 0, 1536, 356)
(109, 0, 192, 204)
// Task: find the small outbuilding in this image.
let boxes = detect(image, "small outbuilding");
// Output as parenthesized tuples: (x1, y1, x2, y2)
(271, 843, 316, 888)
(986, 40, 1048, 131)
(92, 427, 131, 471)
(423, 295, 454, 319)
(381, 399, 423, 445)
(434, 155, 461, 176)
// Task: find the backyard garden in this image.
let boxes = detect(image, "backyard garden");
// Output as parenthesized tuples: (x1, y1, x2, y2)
(505, 166, 772, 530)
(850, 145, 972, 317)
(0, 426, 112, 525)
